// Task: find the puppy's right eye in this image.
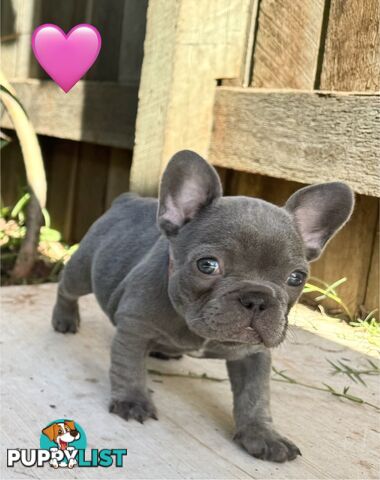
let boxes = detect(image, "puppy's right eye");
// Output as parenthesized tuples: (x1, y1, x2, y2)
(197, 258, 220, 275)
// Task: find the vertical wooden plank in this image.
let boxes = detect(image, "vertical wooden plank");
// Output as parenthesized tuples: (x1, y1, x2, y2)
(16, 0, 39, 77)
(319, 0, 380, 91)
(364, 214, 379, 316)
(0, 133, 27, 207)
(105, 148, 132, 208)
(311, 195, 379, 314)
(85, 0, 125, 81)
(46, 139, 79, 242)
(130, 0, 253, 196)
(214, 167, 231, 193)
(227, 172, 304, 204)
(71, 142, 110, 242)
(250, 0, 325, 88)
(230, 0, 326, 203)
(2, 0, 40, 79)
(1, 0, 19, 79)
(118, 0, 148, 85)
(130, 0, 180, 196)
(222, 0, 260, 87)
(29, 0, 89, 79)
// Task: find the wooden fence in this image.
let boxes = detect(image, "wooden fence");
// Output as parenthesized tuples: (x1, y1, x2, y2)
(1, 0, 379, 317)
(1, 0, 147, 239)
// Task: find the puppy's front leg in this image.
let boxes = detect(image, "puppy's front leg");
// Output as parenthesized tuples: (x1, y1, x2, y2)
(109, 319, 157, 423)
(227, 350, 301, 462)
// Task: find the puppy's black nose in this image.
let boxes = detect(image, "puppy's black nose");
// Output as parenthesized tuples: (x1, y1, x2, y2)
(239, 293, 267, 313)
(70, 429, 79, 437)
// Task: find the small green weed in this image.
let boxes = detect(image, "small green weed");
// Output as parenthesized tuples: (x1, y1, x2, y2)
(1, 193, 78, 284)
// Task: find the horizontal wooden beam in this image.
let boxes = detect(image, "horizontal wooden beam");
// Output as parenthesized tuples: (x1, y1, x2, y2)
(210, 87, 380, 197)
(1, 79, 138, 149)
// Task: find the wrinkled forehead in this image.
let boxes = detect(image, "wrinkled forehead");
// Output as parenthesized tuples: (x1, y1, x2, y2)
(175, 197, 306, 265)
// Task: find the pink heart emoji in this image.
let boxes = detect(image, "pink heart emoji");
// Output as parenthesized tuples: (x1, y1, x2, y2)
(32, 24, 102, 93)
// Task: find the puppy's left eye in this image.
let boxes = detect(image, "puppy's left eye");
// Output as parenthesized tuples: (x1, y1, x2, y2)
(197, 257, 220, 275)
(287, 271, 306, 287)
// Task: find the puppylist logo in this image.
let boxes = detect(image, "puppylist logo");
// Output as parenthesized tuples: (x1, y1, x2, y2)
(7, 419, 127, 469)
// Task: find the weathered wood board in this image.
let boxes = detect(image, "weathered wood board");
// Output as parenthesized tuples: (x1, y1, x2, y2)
(117, 0, 148, 86)
(0, 80, 138, 149)
(1, 0, 38, 79)
(45, 138, 79, 242)
(309, 194, 379, 314)
(0, 284, 379, 479)
(319, 0, 380, 91)
(314, 0, 380, 315)
(105, 148, 132, 209)
(365, 216, 380, 314)
(250, 0, 325, 89)
(210, 87, 380, 197)
(130, 0, 253, 196)
(71, 143, 110, 242)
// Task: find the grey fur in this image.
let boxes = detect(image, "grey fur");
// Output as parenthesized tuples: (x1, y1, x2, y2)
(52, 150, 354, 462)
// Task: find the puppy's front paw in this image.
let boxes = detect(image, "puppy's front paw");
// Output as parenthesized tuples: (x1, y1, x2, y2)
(52, 304, 80, 333)
(109, 395, 158, 423)
(235, 424, 301, 462)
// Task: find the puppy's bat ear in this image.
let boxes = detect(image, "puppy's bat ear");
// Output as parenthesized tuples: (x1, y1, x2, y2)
(42, 423, 58, 441)
(158, 150, 222, 236)
(285, 182, 354, 262)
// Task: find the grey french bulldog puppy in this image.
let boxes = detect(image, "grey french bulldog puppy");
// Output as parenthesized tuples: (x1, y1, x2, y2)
(52, 150, 354, 462)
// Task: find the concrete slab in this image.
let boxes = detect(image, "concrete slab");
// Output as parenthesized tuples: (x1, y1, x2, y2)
(1, 284, 379, 479)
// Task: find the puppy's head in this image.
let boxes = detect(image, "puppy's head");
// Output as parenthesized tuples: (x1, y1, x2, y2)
(42, 420, 80, 448)
(158, 151, 354, 348)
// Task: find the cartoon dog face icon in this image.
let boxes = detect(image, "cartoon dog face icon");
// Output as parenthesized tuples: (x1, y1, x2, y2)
(42, 420, 80, 468)
(42, 420, 80, 449)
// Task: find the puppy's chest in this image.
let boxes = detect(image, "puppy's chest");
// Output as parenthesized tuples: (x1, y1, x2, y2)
(188, 340, 267, 360)
(153, 330, 266, 361)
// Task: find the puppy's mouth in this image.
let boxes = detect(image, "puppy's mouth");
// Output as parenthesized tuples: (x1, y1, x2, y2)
(58, 439, 68, 450)
(189, 313, 287, 348)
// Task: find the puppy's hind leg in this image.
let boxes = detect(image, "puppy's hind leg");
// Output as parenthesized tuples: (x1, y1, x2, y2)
(52, 253, 91, 333)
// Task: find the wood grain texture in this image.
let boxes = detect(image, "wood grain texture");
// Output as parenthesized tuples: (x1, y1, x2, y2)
(222, 0, 260, 87)
(127, 0, 179, 196)
(226, 170, 304, 202)
(130, 0, 252, 196)
(251, 0, 325, 88)
(320, 0, 380, 91)
(105, 147, 132, 208)
(0, 79, 138, 149)
(45, 139, 79, 242)
(310, 195, 379, 314)
(1, 0, 20, 79)
(29, 0, 89, 79)
(364, 213, 379, 315)
(1, 0, 38, 79)
(72, 143, 110, 242)
(210, 87, 380, 197)
(118, 0, 148, 85)
(0, 132, 26, 207)
(317, 0, 380, 315)
(2, 284, 379, 479)
(86, 0, 125, 81)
